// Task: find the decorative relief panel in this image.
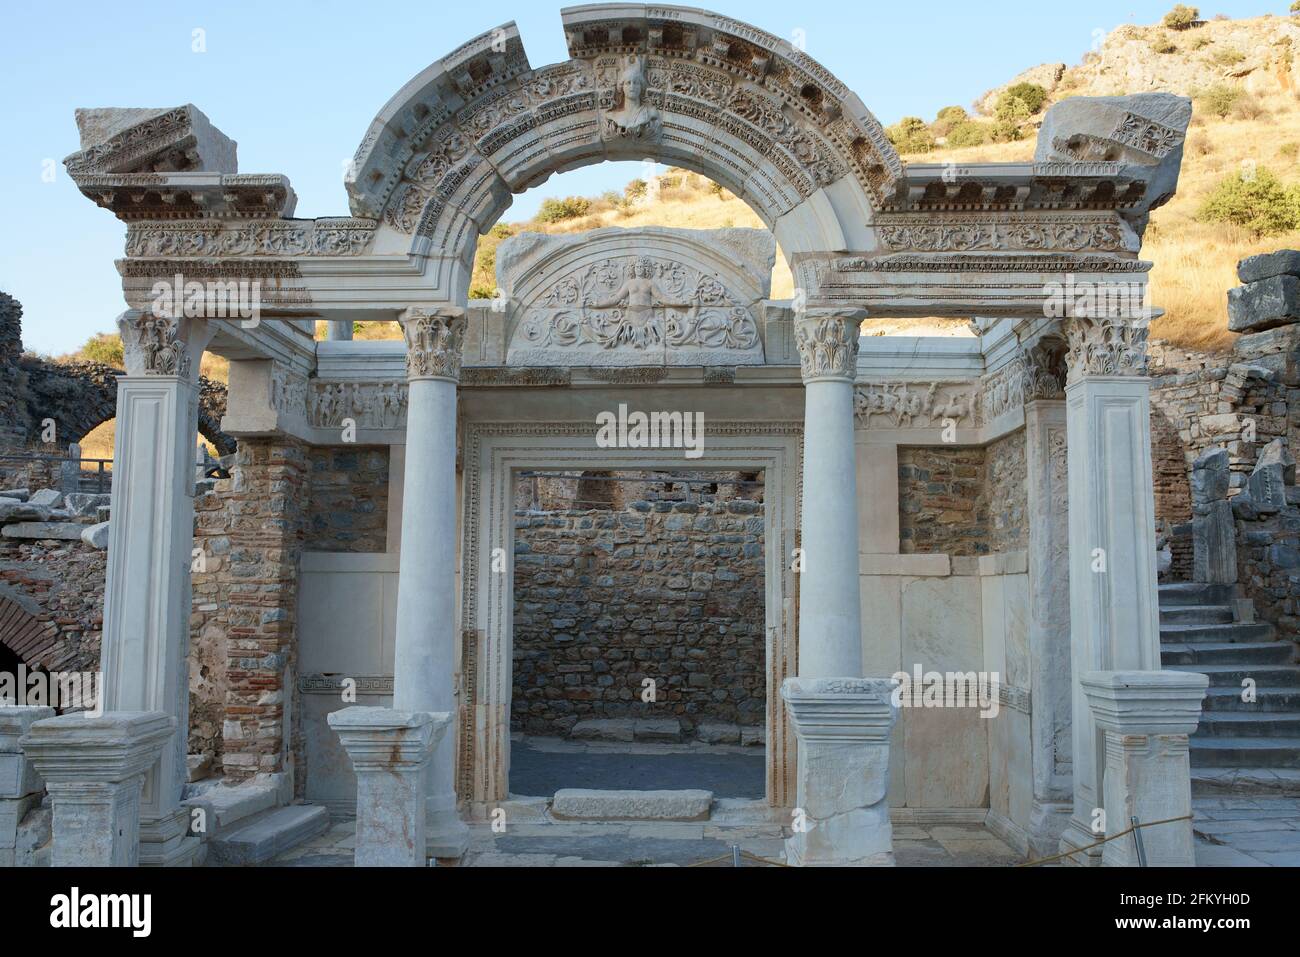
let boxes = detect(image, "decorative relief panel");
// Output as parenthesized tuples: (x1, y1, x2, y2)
(854, 381, 979, 429)
(500, 227, 772, 368)
(309, 382, 408, 430)
(875, 216, 1132, 254)
(125, 220, 375, 258)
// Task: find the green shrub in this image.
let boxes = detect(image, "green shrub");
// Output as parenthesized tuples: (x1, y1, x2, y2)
(1162, 4, 1199, 29)
(490, 223, 515, 239)
(76, 333, 124, 368)
(886, 116, 935, 154)
(990, 119, 1023, 143)
(1150, 34, 1179, 54)
(1191, 34, 1212, 50)
(468, 285, 497, 300)
(624, 179, 647, 203)
(1210, 47, 1245, 67)
(995, 95, 1031, 125)
(1000, 82, 1048, 114)
(945, 120, 989, 148)
(932, 105, 969, 137)
(1281, 142, 1300, 160)
(535, 196, 592, 223)
(1198, 168, 1300, 237)
(1292, 0, 1299, 13)
(1196, 82, 1246, 118)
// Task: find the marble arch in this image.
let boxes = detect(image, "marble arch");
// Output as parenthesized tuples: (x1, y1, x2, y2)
(44, 3, 1208, 868)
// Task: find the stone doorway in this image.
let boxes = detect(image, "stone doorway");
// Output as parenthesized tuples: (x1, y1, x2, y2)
(508, 469, 768, 801)
(457, 422, 801, 812)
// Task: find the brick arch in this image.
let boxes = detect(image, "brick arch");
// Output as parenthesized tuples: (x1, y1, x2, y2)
(0, 595, 60, 671)
(347, 5, 899, 304)
(19, 358, 236, 456)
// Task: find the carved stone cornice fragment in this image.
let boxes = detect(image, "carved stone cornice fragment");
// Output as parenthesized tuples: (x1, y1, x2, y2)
(400, 307, 466, 383)
(794, 309, 866, 384)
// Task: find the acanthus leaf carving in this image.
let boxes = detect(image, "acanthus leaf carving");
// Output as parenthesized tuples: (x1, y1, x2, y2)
(1063, 316, 1149, 384)
(795, 312, 862, 383)
(401, 308, 467, 382)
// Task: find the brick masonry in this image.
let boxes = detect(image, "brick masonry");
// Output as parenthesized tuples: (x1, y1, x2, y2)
(898, 446, 991, 556)
(304, 447, 389, 553)
(0, 539, 104, 675)
(511, 498, 766, 736)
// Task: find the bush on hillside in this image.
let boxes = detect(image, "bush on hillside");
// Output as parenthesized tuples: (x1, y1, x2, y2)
(1210, 47, 1245, 67)
(886, 116, 935, 154)
(932, 105, 969, 137)
(945, 120, 989, 148)
(1150, 34, 1179, 55)
(990, 118, 1023, 143)
(1000, 82, 1048, 114)
(1162, 4, 1199, 29)
(624, 179, 648, 203)
(1198, 167, 1300, 237)
(74, 332, 124, 368)
(1292, 0, 1299, 13)
(994, 95, 1031, 125)
(535, 196, 592, 223)
(1195, 82, 1246, 118)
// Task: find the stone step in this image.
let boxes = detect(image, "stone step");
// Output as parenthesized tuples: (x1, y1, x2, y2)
(1166, 663, 1300, 688)
(1160, 604, 1233, 625)
(1196, 711, 1300, 737)
(205, 804, 329, 866)
(1202, 686, 1300, 712)
(1192, 767, 1300, 797)
(550, 788, 713, 821)
(183, 780, 279, 835)
(1188, 737, 1300, 768)
(1161, 641, 1295, 667)
(1158, 582, 1237, 607)
(1159, 622, 1275, 644)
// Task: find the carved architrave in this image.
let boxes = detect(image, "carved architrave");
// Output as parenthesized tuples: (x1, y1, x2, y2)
(855, 381, 979, 430)
(795, 311, 864, 383)
(400, 308, 467, 382)
(126, 220, 376, 258)
(1063, 316, 1149, 385)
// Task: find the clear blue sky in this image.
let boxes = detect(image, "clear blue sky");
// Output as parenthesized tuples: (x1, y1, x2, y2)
(0, 0, 1277, 355)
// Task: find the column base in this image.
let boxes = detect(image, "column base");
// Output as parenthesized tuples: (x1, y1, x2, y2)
(20, 711, 174, 867)
(1026, 800, 1072, 862)
(1058, 817, 1105, 866)
(329, 707, 451, 867)
(782, 677, 898, 867)
(427, 815, 471, 861)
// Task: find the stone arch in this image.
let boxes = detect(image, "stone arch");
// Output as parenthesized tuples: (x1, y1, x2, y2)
(18, 357, 236, 456)
(346, 6, 900, 304)
(0, 595, 60, 671)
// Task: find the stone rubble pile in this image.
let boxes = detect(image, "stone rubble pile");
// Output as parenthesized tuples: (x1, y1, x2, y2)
(0, 487, 110, 549)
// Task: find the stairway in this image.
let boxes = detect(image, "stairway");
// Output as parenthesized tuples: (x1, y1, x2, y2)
(1159, 583, 1300, 796)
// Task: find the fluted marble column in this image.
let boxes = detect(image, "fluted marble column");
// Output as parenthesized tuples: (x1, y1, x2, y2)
(99, 310, 211, 867)
(1057, 315, 1164, 865)
(784, 309, 898, 867)
(393, 306, 469, 860)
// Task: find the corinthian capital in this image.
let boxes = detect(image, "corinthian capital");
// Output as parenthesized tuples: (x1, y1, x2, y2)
(400, 307, 466, 382)
(795, 309, 867, 384)
(116, 309, 213, 380)
(1062, 316, 1148, 386)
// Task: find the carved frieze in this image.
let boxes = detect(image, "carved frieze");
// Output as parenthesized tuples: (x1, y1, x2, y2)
(1063, 316, 1149, 384)
(125, 220, 375, 258)
(854, 381, 979, 429)
(875, 216, 1131, 254)
(309, 381, 408, 430)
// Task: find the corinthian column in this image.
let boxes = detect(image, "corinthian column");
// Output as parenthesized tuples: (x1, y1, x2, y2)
(1057, 315, 1164, 864)
(100, 309, 212, 866)
(392, 306, 468, 860)
(785, 308, 898, 867)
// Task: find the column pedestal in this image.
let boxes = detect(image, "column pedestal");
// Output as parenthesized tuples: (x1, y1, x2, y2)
(1081, 671, 1207, 866)
(393, 308, 469, 860)
(330, 707, 451, 867)
(783, 678, 898, 866)
(20, 712, 174, 867)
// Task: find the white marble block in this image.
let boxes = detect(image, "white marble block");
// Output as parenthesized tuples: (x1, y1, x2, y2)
(782, 677, 898, 867)
(1081, 671, 1208, 867)
(19, 711, 175, 867)
(1, 706, 55, 866)
(329, 707, 451, 867)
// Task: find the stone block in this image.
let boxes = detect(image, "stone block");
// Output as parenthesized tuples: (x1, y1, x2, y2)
(1256, 438, 1296, 485)
(27, 489, 62, 508)
(1248, 463, 1288, 515)
(0, 488, 30, 502)
(1228, 275, 1300, 334)
(205, 804, 329, 866)
(633, 718, 683, 743)
(80, 521, 110, 549)
(551, 788, 713, 821)
(1190, 447, 1230, 505)
(64, 492, 110, 517)
(0, 502, 52, 524)
(695, 721, 740, 744)
(0, 707, 55, 800)
(2, 522, 86, 541)
(569, 718, 635, 743)
(1193, 500, 1236, 585)
(1238, 250, 1300, 284)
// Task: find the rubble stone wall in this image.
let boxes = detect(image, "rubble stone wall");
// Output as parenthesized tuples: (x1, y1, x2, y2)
(511, 498, 766, 736)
